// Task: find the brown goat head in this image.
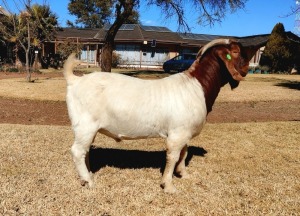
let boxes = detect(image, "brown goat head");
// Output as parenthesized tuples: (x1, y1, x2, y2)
(216, 41, 249, 81)
(187, 39, 254, 113)
(198, 39, 250, 82)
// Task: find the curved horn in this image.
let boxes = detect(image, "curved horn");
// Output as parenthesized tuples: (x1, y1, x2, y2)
(197, 39, 233, 58)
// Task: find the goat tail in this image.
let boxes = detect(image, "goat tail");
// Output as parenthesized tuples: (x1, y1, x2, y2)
(63, 53, 81, 84)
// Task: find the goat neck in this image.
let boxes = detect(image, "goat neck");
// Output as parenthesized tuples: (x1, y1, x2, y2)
(185, 49, 233, 113)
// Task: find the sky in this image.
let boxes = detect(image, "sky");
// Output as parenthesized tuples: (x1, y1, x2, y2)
(2, 0, 298, 37)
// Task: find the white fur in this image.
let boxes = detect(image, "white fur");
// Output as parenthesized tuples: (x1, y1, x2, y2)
(64, 55, 207, 193)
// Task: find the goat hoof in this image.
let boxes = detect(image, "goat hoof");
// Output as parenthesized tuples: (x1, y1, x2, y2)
(164, 185, 177, 193)
(80, 180, 89, 186)
(177, 171, 190, 179)
(80, 180, 94, 188)
(161, 183, 177, 193)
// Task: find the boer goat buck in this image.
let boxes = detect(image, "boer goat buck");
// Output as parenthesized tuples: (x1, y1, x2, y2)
(64, 39, 254, 193)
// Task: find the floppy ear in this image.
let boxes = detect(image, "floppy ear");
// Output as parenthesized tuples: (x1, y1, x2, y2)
(216, 44, 244, 81)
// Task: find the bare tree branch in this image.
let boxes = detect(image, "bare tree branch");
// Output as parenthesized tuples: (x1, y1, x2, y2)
(147, 0, 246, 32)
(280, 3, 300, 18)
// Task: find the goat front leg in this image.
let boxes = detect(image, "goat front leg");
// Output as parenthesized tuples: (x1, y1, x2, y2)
(175, 144, 190, 178)
(161, 136, 189, 193)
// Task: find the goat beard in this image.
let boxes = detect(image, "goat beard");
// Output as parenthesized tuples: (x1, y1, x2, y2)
(229, 77, 240, 89)
(220, 63, 240, 90)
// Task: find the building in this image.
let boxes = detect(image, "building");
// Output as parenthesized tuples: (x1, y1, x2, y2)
(44, 28, 101, 67)
(2, 23, 299, 69)
(47, 24, 271, 69)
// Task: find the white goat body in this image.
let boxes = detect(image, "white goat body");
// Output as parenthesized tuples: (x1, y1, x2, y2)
(67, 72, 207, 140)
(64, 39, 251, 193)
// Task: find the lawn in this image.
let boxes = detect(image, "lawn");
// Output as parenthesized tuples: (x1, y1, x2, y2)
(0, 72, 299, 215)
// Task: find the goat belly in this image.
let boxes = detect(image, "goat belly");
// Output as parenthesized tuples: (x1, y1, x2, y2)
(98, 104, 170, 140)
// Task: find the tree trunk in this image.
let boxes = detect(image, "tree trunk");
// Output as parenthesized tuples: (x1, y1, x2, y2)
(25, 50, 31, 82)
(101, 41, 114, 72)
(100, 0, 135, 72)
(26, 20, 31, 82)
(14, 49, 22, 69)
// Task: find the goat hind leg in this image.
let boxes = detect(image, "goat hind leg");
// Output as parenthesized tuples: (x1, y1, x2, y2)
(71, 129, 97, 187)
(175, 144, 190, 178)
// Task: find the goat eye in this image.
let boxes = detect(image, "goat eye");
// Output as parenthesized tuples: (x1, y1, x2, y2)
(226, 54, 232, 60)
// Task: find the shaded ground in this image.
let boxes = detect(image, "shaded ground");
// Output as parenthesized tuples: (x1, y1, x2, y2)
(0, 98, 69, 125)
(1, 97, 299, 126)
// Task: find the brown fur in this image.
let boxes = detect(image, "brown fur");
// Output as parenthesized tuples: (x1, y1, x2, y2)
(186, 41, 250, 113)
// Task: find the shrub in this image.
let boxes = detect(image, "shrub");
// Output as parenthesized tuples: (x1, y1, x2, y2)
(56, 40, 82, 61)
(260, 23, 294, 73)
(8, 67, 19, 73)
(112, 51, 121, 68)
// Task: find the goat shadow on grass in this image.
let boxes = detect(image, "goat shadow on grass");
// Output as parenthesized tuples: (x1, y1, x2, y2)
(89, 146, 207, 174)
(275, 81, 300, 90)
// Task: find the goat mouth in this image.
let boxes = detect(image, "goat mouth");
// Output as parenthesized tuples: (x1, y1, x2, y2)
(241, 66, 249, 77)
(236, 63, 249, 77)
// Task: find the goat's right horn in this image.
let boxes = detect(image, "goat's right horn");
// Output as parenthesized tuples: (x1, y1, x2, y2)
(197, 39, 234, 58)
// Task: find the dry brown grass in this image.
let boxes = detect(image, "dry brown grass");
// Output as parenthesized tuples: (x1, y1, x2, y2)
(0, 77, 66, 101)
(216, 74, 300, 102)
(0, 122, 299, 215)
(0, 73, 299, 215)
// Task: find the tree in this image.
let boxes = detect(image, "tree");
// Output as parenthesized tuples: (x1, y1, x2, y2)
(56, 39, 83, 61)
(282, 1, 300, 17)
(260, 23, 294, 72)
(68, 0, 247, 72)
(67, 0, 140, 28)
(100, 0, 137, 72)
(67, 0, 113, 28)
(0, 0, 58, 81)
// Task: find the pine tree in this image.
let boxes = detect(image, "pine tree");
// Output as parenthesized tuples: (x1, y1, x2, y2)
(260, 23, 293, 72)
